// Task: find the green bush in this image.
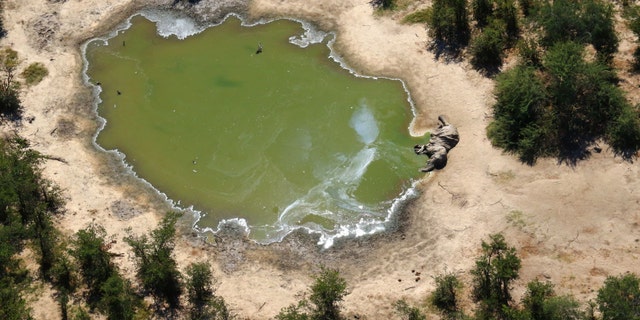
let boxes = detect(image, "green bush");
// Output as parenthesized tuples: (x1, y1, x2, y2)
(535, 0, 618, 62)
(470, 234, 521, 319)
(597, 273, 640, 320)
(394, 299, 426, 320)
(489, 41, 639, 163)
(277, 267, 348, 320)
(430, 273, 462, 318)
(472, 0, 493, 28)
(403, 9, 431, 24)
(185, 262, 231, 320)
(427, 0, 470, 47)
(124, 212, 183, 308)
(470, 23, 506, 72)
(21, 62, 48, 86)
(606, 105, 640, 158)
(71, 224, 117, 301)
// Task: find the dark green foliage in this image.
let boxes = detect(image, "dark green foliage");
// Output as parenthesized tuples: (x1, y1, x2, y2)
(427, 0, 470, 51)
(517, 38, 542, 67)
(124, 212, 183, 308)
(535, 0, 618, 62)
(0, 85, 21, 121)
(518, 0, 535, 16)
(185, 262, 231, 320)
(430, 273, 462, 317)
(470, 23, 506, 72)
(606, 105, 640, 158)
(50, 254, 77, 294)
(487, 64, 549, 163)
(0, 48, 21, 121)
(70, 306, 91, 320)
(494, 0, 519, 40)
(393, 299, 427, 320)
(0, 135, 64, 278)
(520, 280, 585, 320)
(0, 136, 69, 320)
(522, 280, 555, 319)
(0, 278, 32, 320)
(309, 267, 348, 320)
(489, 41, 640, 163)
(625, 5, 640, 72)
(472, 0, 494, 28)
(471, 234, 521, 319)
(70, 223, 116, 298)
(276, 304, 310, 320)
(597, 273, 640, 320)
(99, 274, 140, 320)
(277, 267, 348, 320)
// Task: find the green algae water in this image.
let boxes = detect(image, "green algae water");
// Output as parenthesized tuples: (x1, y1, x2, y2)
(85, 12, 424, 246)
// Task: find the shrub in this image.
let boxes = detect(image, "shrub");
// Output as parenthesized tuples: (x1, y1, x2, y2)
(277, 267, 349, 320)
(427, 0, 470, 47)
(394, 299, 426, 320)
(403, 9, 431, 24)
(70, 224, 116, 302)
(472, 0, 493, 28)
(597, 273, 640, 320)
(430, 272, 462, 318)
(21, 62, 48, 86)
(470, 23, 506, 72)
(185, 262, 231, 320)
(535, 0, 618, 62)
(124, 212, 183, 308)
(470, 234, 521, 319)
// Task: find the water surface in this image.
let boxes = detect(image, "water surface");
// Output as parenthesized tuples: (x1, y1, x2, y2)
(85, 14, 424, 246)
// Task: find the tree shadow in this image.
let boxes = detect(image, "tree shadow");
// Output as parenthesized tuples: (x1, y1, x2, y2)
(428, 39, 466, 63)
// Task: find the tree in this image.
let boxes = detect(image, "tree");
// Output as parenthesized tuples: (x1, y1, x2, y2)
(277, 267, 349, 320)
(431, 272, 462, 318)
(427, 0, 470, 52)
(470, 22, 506, 73)
(185, 262, 230, 320)
(521, 280, 584, 320)
(535, 0, 618, 62)
(309, 267, 348, 320)
(488, 41, 640, 163)
(394, 299, 426, 320)
(0, 48, 21, 121)
(471, 233, 521, 319)
(472, 0, 494, 28)
(124, 212, 183, 309)
(98, 274, 140, 320)
(597, 273, 640, 320)
(0, 278, 32, 320)
(70, 223, 116, 303)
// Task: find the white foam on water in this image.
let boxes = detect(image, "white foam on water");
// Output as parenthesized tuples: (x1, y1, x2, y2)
(288, 22, 328, 48)
(350, 101, 379, 145)
(141, 9, 206, 39)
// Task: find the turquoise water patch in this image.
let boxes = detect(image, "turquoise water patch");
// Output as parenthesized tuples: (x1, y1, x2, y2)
(85, 13, 424, 247)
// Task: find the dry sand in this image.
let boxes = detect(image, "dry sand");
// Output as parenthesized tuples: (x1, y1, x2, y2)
(2, 0, 640, 319)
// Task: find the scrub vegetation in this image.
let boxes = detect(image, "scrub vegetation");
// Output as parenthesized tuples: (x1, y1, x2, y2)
(21, 62, 49, 86)
(3, 1, 640, 318)
(401, 0, 640, 164)
(1, 143, 638, 319)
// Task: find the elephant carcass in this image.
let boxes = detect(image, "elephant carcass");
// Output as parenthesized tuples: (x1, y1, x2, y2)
(414, 115, 459, 172)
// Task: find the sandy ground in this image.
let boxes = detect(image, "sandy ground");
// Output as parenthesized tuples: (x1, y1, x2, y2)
(2, 0, 640, 319)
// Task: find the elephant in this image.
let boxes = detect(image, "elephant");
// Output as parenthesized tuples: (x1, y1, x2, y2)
(414, 115, 459, 172)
